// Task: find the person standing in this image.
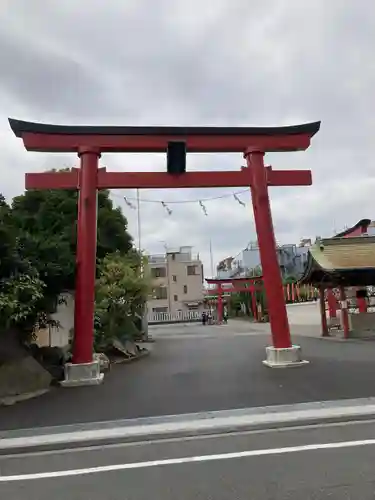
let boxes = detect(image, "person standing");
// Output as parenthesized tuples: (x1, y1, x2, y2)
(223, 309, 228, 324)
(201, 310, 207, 326)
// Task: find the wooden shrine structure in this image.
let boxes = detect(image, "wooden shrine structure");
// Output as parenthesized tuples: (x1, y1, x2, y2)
(300, 235, 375, 338)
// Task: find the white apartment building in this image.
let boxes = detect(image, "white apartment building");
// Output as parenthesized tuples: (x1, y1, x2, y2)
(146, 246, 205, 315)
(216, 240, 312, 281)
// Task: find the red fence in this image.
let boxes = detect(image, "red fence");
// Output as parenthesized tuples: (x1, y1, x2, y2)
(284, 283, 318, 303)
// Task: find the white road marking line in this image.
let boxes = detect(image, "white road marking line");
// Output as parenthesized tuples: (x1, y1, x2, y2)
(2, 438, 375, 482)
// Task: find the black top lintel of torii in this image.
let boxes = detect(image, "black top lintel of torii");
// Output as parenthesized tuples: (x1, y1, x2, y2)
(8, 118, 321, 138)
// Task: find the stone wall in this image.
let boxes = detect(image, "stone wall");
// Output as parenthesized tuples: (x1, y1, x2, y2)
(34, 292, 74, 348)
(349, 312, 375, 338)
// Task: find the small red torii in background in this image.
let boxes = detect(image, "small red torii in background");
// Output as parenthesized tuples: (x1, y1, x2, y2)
(9, 118, 320, 383)
(205, 277, 263, 322)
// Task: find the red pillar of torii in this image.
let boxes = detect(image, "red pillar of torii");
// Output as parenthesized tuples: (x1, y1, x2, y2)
(9, 118, 320, 381)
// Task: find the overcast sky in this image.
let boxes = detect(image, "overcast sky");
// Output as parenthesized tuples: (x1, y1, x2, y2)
(0, 0, 374, 276)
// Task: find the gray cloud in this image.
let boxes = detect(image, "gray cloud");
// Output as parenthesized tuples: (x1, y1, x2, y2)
(0, 28, 121, 121)
(0, 0, 374, 274)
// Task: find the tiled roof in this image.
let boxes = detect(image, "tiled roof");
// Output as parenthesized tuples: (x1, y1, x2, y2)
(310, 236, 375, 271)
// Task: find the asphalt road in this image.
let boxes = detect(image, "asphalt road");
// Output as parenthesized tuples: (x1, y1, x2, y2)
(2, 318, 375, 431)
(2, 418, 375, 498)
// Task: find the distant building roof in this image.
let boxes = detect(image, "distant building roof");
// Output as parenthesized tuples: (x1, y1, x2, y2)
(299, 236, 375, 287)
(334, 219, 372, 238)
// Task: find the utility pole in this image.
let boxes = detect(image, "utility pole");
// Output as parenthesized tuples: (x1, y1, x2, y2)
(136, 189, 148, 338)
(209, 239, 214, 277)
(161, 240, 172, 313)
(136, 188, 141, 256)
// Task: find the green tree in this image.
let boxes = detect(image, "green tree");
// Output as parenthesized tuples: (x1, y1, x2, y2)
(94, 252, 150, 351)
(0, 273, 45, 335)
(0, 194, 22, 277)
(11, 186, 133, 306)
(0, 195, 46, 349)
(0, 183, 139, 358)
(283, 275, 298, 285)
(229, 293, 242, 316)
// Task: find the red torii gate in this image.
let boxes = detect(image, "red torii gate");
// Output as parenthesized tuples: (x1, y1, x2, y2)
(9, 118, 320, 382)
(205, 277, 263, 322)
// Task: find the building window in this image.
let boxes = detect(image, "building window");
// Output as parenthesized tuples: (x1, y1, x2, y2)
(151, 267, 166, 278)
(183, 285, 188, 294)
(174, 294, 178, 301)
(172, 275, 177, 282)
(187, 265, 197, 276)
(153, 286, 168, 300)
(152, 307, 168, 313)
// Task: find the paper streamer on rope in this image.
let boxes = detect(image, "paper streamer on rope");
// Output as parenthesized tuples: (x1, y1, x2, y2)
(120, 190, 248, 217)
(234, 194, 246, 207)
(124, 197, 136, 209)
(199, 201, 208, 216)
(161, 202, 172, 215)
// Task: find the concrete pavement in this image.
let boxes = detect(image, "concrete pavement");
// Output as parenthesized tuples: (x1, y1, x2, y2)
(2, 302, 374, 498)
(2, 319, 375, 431)
(149, 301, 322, 339)
(2, 417, 375, 498)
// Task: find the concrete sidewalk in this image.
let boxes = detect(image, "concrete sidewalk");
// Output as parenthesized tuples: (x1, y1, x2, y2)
(3, 397, 375, 454)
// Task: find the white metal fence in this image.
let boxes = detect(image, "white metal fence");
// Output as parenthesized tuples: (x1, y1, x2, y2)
(148, 310, 201, 324)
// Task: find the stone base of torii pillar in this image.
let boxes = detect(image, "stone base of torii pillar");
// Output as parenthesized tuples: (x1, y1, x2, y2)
(262, 345, 309, 368)
(60, 361, 104, 387)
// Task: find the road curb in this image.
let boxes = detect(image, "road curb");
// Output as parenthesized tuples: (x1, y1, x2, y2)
(2, 397, 375, 455)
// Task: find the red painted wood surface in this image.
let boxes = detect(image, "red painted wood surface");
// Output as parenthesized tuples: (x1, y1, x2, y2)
(247, 152, 292, 349)
(25, 168, 312, 190)
(21, 132, 314, 153)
